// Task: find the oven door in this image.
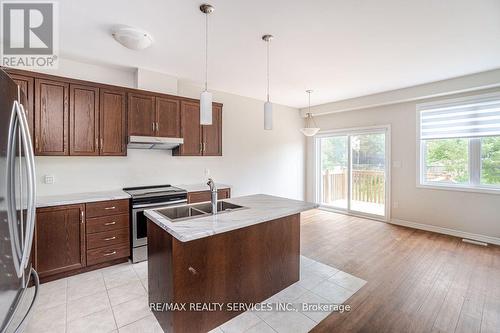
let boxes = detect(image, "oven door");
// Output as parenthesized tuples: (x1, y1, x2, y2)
(132, 200, 187, 248)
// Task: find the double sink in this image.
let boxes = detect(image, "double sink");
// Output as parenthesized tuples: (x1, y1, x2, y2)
(156, 201, 246, 222)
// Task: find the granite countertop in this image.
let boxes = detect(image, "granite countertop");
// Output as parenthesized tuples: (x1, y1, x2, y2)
(144, 194, 318, 242)
(36, 190, 130, 208)
(175, 183, 231, 192)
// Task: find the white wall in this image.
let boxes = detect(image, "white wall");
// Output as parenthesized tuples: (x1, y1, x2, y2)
(35, 59, 306, 200)
(306, 88, 500, 239)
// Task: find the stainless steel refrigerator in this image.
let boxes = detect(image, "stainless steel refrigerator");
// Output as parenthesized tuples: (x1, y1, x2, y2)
(0, 69, 38, 333)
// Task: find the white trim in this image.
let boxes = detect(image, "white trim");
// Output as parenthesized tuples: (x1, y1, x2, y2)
(390, 218, 500, 246)
(416, 183, 500, 195)
(313, 125, 391, 221)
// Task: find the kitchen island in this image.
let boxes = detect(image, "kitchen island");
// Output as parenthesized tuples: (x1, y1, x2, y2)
(145, 194, 317, 333)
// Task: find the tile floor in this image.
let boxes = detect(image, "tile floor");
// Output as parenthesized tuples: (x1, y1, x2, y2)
(25, 256, 366, 333)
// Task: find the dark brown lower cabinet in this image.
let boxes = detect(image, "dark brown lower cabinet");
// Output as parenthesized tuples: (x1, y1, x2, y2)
(35, 204, 86, 278)
(34, 200, 130, 283)
(187, 188, 231, 204)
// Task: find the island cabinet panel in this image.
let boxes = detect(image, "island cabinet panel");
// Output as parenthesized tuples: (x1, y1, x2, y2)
(34, 204, 86, 279)
(128, 93, 155, 136)
(9, 73, 34, 142)
(147, 213, 300, 333)
(187, 188, 231, 204)
(69, 84, 100, 156)
(156, 97, 180, 138)
(35, 79, 69, 155)
(100, 89, 126, 156)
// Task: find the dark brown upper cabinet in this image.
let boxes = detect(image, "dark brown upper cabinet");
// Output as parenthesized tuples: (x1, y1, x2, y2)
(34, 204, 86, 278)
(202, 105, 222, 156)
(156, 97, 180, 138)
(10, 73, 34, 143)
(174, 101, 222, 156)
(35, 79, 69, 155)
(100, 89, 126, 156)
(175, 100, 202, 156)
(69, 84, 100, 156)
(128, 93, 155, 136)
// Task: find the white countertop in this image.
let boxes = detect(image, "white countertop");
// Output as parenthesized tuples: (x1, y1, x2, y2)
(144, 194, 318, 242)
(35, 184, 232, 208)
(175, 183, 231, 192)
(36, 190, 130, 208)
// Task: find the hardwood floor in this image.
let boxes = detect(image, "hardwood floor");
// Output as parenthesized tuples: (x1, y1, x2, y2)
(301, 209, 500, 333)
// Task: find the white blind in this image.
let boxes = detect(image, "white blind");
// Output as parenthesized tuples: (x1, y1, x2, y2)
(419, 93, 500, 140)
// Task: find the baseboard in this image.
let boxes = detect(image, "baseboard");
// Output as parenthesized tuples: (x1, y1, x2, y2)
(390, 218, 500, 246)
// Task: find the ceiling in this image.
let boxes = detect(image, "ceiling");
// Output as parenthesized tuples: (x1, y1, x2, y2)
(59, 0, 500, 108)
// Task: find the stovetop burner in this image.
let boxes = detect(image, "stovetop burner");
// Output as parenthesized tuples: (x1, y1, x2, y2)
(123, 184, 187, 200)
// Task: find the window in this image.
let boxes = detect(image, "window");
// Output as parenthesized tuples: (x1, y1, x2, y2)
(418, 92, 500, 193)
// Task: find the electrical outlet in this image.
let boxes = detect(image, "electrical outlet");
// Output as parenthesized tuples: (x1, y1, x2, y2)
(44, 175, 55, 184)
(392, 161, 402, 168)
(204, 168, 210, 177)
(393, 201, 399, 209)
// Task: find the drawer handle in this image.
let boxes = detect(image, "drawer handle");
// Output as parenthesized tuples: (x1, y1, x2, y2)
(104, 221, 116, 226)
(104, 236, 116, 241)
(104, 206, 116, 210)
(104, 251, 117, 256)
(188, 267, 198, 275)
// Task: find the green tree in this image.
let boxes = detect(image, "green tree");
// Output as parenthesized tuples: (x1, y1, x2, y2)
(426, 138, 468, 183)
(481, 136, 500, 185)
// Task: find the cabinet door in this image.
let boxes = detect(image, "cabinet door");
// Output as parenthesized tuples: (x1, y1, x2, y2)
(34, 204, 86, 278)
(100, 89, 126, 156)
(128, 93, 155, 136)
(202, 105, 222, 156)
(10, 74, 34, 143)
(156, 97, 180, 137)
(69, 84, 99, 156)
(35, 79, 69, 155)
(176, 100, 202, 156)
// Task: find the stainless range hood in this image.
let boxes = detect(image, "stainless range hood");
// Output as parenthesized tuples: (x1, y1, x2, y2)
(128, 136, 184, 150)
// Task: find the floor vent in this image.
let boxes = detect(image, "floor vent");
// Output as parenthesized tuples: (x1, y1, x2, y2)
(462, 238, 488, 246)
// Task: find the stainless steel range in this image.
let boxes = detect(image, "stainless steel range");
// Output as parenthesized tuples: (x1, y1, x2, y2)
(123, 185, 187, 263)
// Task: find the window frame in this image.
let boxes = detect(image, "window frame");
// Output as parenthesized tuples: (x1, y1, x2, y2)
(416, 93, 500, 195)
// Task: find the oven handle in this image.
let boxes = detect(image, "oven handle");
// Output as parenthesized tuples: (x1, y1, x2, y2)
(132, 199, 187, 209)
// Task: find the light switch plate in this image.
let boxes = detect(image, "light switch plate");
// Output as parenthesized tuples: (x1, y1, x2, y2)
(44, 175, 55, 184)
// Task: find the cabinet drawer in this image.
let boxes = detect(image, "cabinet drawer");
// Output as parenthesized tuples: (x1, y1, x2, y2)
(87, 228, 129, 250)
(87, 242, 129, 266)
(86, 214, 129, 234)
(86, 199, 129, 218)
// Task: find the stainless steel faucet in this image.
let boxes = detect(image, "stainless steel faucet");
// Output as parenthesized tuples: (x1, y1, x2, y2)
(207, 178, 217, 215)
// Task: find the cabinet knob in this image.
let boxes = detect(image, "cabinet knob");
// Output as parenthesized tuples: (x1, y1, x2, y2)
(188, 266, 198, 275)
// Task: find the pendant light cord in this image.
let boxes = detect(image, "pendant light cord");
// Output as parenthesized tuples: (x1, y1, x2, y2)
(205, 12, 208, 92)
(267, 40, 270, 102)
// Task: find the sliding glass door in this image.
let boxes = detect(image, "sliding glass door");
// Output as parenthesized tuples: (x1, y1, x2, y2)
(316, 127, 389, 220)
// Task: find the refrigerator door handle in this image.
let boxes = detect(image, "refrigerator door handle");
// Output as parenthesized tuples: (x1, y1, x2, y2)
(6, 100, 23, 278)
(13, 268, 39, 333)
(16, 101, 36, 271)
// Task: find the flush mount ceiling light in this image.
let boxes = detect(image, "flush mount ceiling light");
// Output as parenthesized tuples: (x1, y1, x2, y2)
(300, 90, 320, 136)
(199, 3, 215, 125)
(112, 26, 154, 50)
(262, 34, 274, 130)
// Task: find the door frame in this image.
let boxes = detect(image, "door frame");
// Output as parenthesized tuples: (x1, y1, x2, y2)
(313, 124, 391, 222)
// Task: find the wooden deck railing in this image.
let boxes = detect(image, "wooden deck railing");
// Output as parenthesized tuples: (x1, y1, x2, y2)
(322, 169, 385, 204)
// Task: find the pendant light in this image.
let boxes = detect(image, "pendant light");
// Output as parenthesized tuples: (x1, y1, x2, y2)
(262, 34, 274, 130)
(300, 90, 320, 136)
(200, 4, 214, 125)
